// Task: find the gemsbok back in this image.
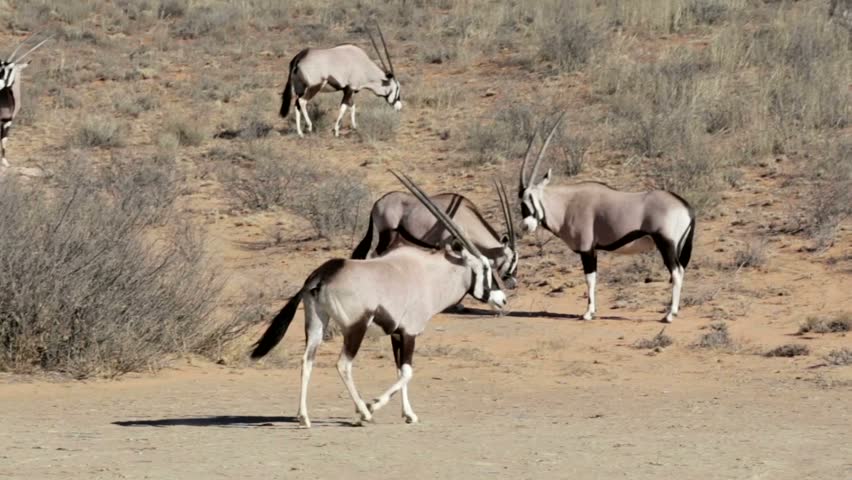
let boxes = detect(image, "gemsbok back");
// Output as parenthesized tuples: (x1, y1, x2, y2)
(250, 171, 507, 427)
(518, 114, 696, 323)
(351, 181, 519, 288)
(0, 32, 51, 168)
(279, 24, 402, 138)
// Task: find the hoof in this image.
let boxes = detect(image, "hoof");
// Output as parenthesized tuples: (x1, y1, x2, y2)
(298, 415, 311, 429)
(660, 316, 674, 324)
(403, 413, 419, 424)
(359, 410, 373, 423)
(582, 312, 595, 321)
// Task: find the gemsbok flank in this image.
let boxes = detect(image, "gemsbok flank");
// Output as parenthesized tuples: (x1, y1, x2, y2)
(0, 32, 51, 168)
(351, 181, 519, 288)
(250, 171, 507, 428)
(279, 24, 402, 138)
(518, 114, 696, 323)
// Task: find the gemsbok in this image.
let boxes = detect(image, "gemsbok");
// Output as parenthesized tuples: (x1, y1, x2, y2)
(518, 114, 696, 323)
(0, 32, 51, 168)
(351, 181, 519, 288)
(251, 171, 507, 428)
(279, 24, 402, 138)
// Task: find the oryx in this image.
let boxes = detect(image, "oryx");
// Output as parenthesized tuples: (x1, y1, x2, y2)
(251, 171, 507, 428)
(0, 32, 51, 168)
(279, 24, 402, 138)
(351, 182, 519, 288)
(518, 115, 696, 323)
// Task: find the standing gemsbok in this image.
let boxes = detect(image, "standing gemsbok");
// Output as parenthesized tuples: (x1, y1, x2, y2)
(351, 182, 519, 288)
(251, 171, 507, 428)
(0, 32, 51, 168)
(279, 24, 402, 138)
(518, 114, 696, 323)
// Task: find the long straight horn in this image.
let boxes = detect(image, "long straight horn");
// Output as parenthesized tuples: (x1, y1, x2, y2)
(13, 35, 52, 64)
(495, 180, 516, 250)
(375, 22, 394, 75)
(7, 31, 39, 62)
(528, 112, 566, 186)
(519, 132, 537, 192)
(366, 27, 389, 73)
(390, 170, 483, 258)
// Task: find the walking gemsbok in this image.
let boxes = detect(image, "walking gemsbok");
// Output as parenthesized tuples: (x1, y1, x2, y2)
(518, 114, 696, 323)
(251, 171, 507, 427)
(0, 32, 51, 168)
(279, 24, 402, 138)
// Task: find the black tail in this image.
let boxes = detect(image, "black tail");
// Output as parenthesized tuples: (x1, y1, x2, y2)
(251, 290, 303, 359)
(351, 217, 374, 259)
(280, 49, 309, 118)
(678, 216, 696, 269)
(280, 79, 292, 118)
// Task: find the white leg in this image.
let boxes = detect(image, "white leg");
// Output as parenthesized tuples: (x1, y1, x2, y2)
(1, 123, 9, 168)
(582, 272, 597, 320)
(664, 266, 684, 323)
(297, 301, 324, 428)
(337, 351, 372, 423)
(369, 364, 413, 414)
(295, 100, 304, 138)
(298, 98, 313, 133)
(399, 369, 418, 423)
(350, 104, 357, 130)
(333, 104, 348, 137)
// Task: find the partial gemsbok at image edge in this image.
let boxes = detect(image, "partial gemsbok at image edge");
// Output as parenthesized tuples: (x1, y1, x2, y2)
(0, 32, 51, 168)
(518, 114, 696, 323)
(279, 23, 402, 138)
(351, 181, 519, 289)
(250, 171, 507, 428)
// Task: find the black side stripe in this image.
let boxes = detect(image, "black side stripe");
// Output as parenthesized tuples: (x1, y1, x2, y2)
(595, 230, 651, 252)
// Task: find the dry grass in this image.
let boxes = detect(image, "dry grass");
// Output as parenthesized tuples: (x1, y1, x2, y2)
(69, 116, 128, 148)
(824, 347, 852, 366)
(633, 327, 674, 349)
(798, 314, 852, 334)
(692, 321, 734, 349)
(764, 344, 809, 358)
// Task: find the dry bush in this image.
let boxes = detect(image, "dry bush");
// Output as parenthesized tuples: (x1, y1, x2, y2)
(824, 347, 852, 366)
(218, 142, 371, 240)
(465, 104, 541, 165)
(801, 140, 851, 249)
(633, 327, 674, 349)
(356, 104, 400, 142)
(536, 2, 604, 73)
(764, 344, 809, 358)
(605, 0, 741, 33)
(161, 116, 207, 147)
(69, 116, 129, 148)
(114, 92, 159, 118)
(798, 314, 852, 334)
(692, 321, 733, 349)
(731, 238, 769, 269)
(0, 160, 227, 378)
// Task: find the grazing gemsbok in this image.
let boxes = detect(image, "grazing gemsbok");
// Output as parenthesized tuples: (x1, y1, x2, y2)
(251, 171, 507, 427)
(351, 182, 519, 288)
(518, 115, 696, 323)
(279, 24, 402, 138)
(0, 33, 51, 168)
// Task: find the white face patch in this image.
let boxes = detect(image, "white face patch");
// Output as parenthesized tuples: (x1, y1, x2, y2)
(393, 100, 402, 111)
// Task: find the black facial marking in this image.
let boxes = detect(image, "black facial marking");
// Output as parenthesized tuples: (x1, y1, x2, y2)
(521, 202, 533, 219)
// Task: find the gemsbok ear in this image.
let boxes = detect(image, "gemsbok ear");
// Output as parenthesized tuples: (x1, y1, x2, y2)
(500, 233, 510, 245)
(542, 168, 552, 185)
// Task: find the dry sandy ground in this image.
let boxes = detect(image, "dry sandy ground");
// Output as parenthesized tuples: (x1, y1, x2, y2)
(2, 292, 851, 480)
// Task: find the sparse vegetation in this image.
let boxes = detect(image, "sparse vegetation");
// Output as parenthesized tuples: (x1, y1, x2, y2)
(824, 347, 852, 366)
(70, 116, 128, 148)
(693, 321, 734, 349)
(0, 161, 228, 378)
(765, 344, 810, 358)
(633, 327, 674, 349)
(798, 314, 852, 334)
(162, 116, 207, 147)
(732, 239, 769, 269)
